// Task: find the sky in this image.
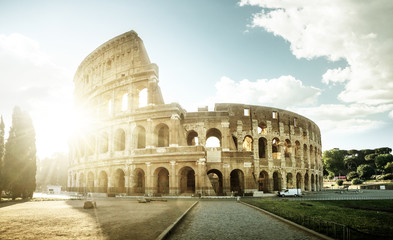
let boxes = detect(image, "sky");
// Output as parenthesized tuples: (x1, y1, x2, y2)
(0, 0, 392, 158)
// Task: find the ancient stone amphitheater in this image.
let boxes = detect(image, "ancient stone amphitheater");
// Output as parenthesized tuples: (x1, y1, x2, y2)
(68, 30, 323, 196)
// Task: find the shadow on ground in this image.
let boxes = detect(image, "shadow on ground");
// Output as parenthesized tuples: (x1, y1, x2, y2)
(65, 198, 196, 240)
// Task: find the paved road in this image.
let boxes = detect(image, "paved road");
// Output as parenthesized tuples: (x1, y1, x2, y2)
(168, 200, 320, 240)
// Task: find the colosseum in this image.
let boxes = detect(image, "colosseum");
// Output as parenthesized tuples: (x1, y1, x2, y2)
(68, 30, 323, 196)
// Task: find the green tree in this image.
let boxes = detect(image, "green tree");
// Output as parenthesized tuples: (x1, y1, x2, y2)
(375, 154, 393, 171)
(0, 115, 5, 200)
(3, 107, 36, 199)
(323, 149, 347, 176)
(357, 164, 374, 180)
(384, 162, 393, 173)
(346, 171, 358, 181)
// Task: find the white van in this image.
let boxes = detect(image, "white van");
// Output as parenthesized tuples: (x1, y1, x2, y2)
(277, 188, 302, 197)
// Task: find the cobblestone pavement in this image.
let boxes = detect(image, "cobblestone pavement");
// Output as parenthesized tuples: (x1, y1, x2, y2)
(168, 200, 321, 240)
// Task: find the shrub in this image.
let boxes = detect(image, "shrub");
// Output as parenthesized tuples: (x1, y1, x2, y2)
(346, 171, 358, 181)
(336, 179, 344, 186)
(352, 178, 363, 185)
(376, 173, 393, 180)
(357, 164, 375, 179)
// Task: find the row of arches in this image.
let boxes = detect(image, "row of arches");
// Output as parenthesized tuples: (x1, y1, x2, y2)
(71, 167, 323, 195)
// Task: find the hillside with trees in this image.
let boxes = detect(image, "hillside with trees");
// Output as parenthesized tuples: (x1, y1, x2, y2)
(323, 147, 393, 182)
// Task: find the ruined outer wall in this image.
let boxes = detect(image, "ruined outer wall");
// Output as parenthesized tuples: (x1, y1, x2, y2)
(68, 31, 323, 196)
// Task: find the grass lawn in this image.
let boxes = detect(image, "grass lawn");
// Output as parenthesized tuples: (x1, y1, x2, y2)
(243, 199, 393, 237)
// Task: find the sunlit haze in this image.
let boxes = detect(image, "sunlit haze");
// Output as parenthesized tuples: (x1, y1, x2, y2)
(0, 0, 392, 158)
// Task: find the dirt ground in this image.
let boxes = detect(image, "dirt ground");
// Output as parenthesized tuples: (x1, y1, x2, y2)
(0, 198, 196, 240)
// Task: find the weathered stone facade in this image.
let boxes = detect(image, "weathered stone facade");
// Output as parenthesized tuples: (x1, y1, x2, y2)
(68, 30, 323, 196)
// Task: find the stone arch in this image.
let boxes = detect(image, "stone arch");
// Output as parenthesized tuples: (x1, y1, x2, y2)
(114, 128, 126, 151)
(284, 139, 291, 158)
(138, 88, 148, 108)
(206, 128, 222, 147)
(272, 138, 280, 159)
(258, 121, 267, 134)
(273, 171, 281, 191)
(179, 166, 195, 194)
(187, 130, 198, 146)
(242, 135, 253, 151)
(87, 171, 94, 192)
(303, 144, 308, 168)
(113, 168, 126, 193)
(286, 172, 294, 189)
(258, 137, 267, 158)
(133, 168, 145, 194)
(258, 171, 269, 192)
(311, 174, 315, 191)
(98, 170, 108, 193)
(156, 123, 169, 147)
(304, 173, 309, 191)
(133, 126, 146, 149)
(296, 172, 302, 190)
(155, 167, 169, 194)
(230, 169, 244, 195)
(207, 169, 223, 195)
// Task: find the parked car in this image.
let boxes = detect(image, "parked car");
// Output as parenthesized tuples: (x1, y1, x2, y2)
(277, 188, 302, 197)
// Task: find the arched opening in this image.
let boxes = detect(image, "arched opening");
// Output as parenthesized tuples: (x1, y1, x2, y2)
(296, 173, 302, 190)
(303, 144, 308, 168)
(242, 136, 253, 151)
(179, 167, 195, 194)
(232, 136, 238, 150)
(207, 169, 223, 195)
(113, 169, 125, 193)
(258, 171, 269, 192)
(78, 173, 85, 193)
(138, 88, 148, 108)
(304, 173, 309, 191)
(100, 132, 109, 153)
(258, 137, 267, 158)
(156, 168, 169, 194)
(133, 169, 145, 194)
(258, 122, 267, 134)
(311, 174, 315, 191)
(98, 171, 108, 193)
(133, 126, 146, 149)
(121, 93, 128, 111)
(156, 124, 169, 147)
(284, 139, 291, 158)
(187, 131, 198, 146)
(206, 128, 222, 148)
(272, 138, 280, 159)
(114, 128, 125, 151)
(286, 172, 293, 189)
(87, 172, 94, 192)
(230, 169, 244, 195)
(273, 171, 281, 191)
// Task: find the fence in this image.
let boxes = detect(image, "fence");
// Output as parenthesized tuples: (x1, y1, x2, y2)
(243, 200, 392, 240)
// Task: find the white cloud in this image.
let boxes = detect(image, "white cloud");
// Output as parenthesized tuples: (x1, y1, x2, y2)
(389, 110, 393, 120)
(240, 0, 393, 105)
(202, 75, 320, 109)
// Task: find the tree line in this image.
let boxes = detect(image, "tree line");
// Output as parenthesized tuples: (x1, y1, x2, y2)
(0, 107, 36, 200)
(323, 147, 393, 182)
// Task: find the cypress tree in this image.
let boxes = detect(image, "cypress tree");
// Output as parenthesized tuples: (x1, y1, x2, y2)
(3, 107, 37, 199)
(0, 115, 5, 200)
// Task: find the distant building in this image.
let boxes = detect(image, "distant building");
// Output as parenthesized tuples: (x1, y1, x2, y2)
(68, 31, 323, 196)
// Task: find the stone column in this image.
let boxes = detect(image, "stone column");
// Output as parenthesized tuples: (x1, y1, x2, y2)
(145, 162, 152, 195)
(281, 171, 287, 190)
(146, 118, 154, 148)
(170, 161, 177, 195)
(170, 114, 180, 147)
(221, 121, 230, 151)
(223, 164, 231, 195)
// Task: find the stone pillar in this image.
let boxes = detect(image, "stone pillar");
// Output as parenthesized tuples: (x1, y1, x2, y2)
(221, 121, 230, 151)
(223, 164, 231, 195)
(147, 76, 158, 105)
(170, 114, 180, 147)
(267, 139, 273, 168)
(237, 120, 243, 151)
(282, 171, 287, 190)
(170, 161, 177, 195)
(145, 162, 152, 195)
(280, 142, 285, 168)
(197, 158, 207, 195)
(146, 118, 154, 148)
